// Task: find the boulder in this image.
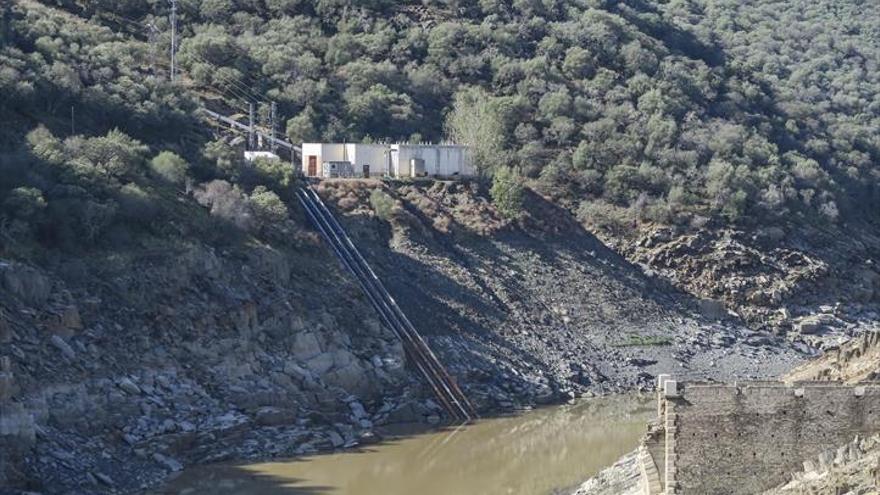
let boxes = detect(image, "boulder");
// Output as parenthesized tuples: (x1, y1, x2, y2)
(698, 299, 728, 320)
(152, 453, 183, 472)
(348, 401, 368, 420)
(324, 352, 372, 395)
(794, 314, 839, 335)
(327, 430, 345, 448)
(50, 335, 76, 359)
(305, 352, 334, 375)
(1, 262, 51, 305)
(292, 332, 323, 361)
(117, 378, 142, 396)
(386, 402, 424, 424)
(46, 305, 83, 337)
(255, 406, 296, 427)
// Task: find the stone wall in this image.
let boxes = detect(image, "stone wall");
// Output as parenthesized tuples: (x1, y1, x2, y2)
(651, 379, 880, 494)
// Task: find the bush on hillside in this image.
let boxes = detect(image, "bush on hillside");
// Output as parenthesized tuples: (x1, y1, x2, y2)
(150, 151, 190, 186)
(239, 157, 297, 199)
(250, 185, 289, 227)
(490, 166, 524, 219)
(193, 180, 254, 230)
(369, 189, 396, 221)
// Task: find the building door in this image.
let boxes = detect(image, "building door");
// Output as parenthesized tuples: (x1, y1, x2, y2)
(308, 156, 317, 176)
(363, 164, 370, 178)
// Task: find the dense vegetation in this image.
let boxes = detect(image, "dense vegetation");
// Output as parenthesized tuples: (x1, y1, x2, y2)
(1, 0, 878, 253)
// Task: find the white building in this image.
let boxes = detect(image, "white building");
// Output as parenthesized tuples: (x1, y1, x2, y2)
(244, 151, 280, 162)
(301, 143, 472, 178)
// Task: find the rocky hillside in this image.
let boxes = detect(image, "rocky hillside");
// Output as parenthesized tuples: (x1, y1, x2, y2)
(590, 222, 880, 350)
(317, 179, 804, 399)
(0, 179, 807, 494)
(0, 228, 422, 492)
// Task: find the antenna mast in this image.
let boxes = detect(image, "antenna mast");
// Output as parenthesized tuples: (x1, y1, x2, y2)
(269, 101, 277, 154)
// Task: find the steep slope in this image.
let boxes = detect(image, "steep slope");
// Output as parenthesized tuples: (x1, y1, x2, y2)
(317, 179, 804, 404)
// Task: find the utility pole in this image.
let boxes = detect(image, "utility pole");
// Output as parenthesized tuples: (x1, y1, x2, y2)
(70, 105, 75, 135)
(269, 101, 277, 154)
(248, 102, 255, 151)
(169, 0, 178, 82)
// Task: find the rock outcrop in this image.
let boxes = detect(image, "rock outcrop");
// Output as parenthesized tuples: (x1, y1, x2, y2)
(764, 434, 880, 494)
(786, 331, 880, 383)
(616, 224, 880, 346)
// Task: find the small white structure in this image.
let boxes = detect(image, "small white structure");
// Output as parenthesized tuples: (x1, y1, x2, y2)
(301, 142, 472, 178)
(244, 151, 280, 162)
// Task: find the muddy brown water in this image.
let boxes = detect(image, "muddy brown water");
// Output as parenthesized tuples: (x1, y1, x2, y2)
(158, 395, 652, 495)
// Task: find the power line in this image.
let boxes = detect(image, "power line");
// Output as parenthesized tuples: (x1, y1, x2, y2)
(152, 57, 252, 114)
(187, 51, 265, 104)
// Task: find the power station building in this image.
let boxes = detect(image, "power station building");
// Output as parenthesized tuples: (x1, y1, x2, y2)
(300, 143, 474, 179)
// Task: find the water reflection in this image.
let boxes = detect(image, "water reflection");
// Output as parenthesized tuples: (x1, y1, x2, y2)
(159, 395, 652, 495)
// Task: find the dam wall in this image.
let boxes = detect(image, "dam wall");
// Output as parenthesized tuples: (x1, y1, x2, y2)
(649, 378, 880, 494)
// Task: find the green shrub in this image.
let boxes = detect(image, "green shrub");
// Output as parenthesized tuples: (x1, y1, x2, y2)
(490, 166, 524, 219)
(239, 157, 296, 199)
(150, 151, 189, 185)
(369, 189, 396, 221)
(2, 187, 47, 220)
(577, 199, 636, 233)
(250, 185, 289, 225)
(26, 126, 65, 165)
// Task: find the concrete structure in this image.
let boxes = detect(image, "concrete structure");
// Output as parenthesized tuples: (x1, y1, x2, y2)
(390, 144, 474, 178)
(642, 377, 880, 494)
(243, 151, 280, 162)
(301, 143, 472, 178)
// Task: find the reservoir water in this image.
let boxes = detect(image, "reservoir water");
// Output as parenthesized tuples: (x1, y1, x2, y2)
(158, 394, 653, 495)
